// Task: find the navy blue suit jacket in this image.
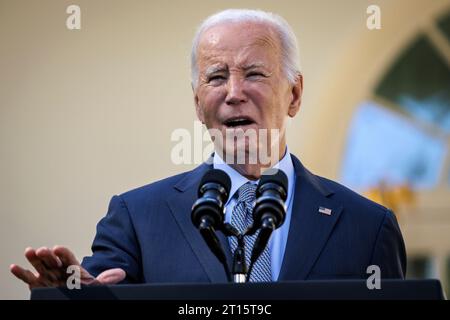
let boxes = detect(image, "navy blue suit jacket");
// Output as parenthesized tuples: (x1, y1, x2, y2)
(82, 155, 406, 283)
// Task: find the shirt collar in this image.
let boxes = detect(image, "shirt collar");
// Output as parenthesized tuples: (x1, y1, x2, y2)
(213, 147, 295, 207)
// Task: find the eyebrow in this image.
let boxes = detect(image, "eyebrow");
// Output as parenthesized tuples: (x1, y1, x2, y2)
(242, 62, 267, 70)
(205, 65, 227, 76)
(204, 62, 268, 76)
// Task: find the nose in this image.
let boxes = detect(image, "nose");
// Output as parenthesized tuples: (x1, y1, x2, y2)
(225, 75, 247, 106)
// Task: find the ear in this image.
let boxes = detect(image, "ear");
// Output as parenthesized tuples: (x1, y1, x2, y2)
(192, 83, 204, 123)
(287, 74, 303, 118)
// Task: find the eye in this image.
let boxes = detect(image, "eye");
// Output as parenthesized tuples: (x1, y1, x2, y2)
(207, 75, 226, 84)
(246, 72, 266, 79)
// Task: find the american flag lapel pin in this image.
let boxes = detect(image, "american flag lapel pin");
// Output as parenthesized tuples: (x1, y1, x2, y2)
(318, 206, 332, 216)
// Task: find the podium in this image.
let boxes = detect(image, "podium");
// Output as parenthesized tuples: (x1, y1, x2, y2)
(30, 279, 445, 300)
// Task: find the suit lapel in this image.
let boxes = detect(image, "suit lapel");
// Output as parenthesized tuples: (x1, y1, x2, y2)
(278, 155, 343, 281)
(166, 162, 232, 283)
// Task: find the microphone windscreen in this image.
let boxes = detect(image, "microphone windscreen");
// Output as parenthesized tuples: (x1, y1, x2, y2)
(199, 169, 232, 195)
(258, 169, 288, 196)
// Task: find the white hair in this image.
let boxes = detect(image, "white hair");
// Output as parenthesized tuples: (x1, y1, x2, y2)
(190, 9, 301, 89)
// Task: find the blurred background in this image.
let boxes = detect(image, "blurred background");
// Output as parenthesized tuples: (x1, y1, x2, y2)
(1, 0, 449, 299)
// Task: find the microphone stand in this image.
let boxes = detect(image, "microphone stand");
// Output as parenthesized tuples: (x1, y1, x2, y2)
(203, 205, 280, 283)
(223, 223, 248, 283)
(222, 214, 279, 283)
(232, 235, 247, 283)
(198, 219, 232, 282)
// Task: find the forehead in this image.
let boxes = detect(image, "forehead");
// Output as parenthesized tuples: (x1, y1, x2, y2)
(197, 21, 281, 69)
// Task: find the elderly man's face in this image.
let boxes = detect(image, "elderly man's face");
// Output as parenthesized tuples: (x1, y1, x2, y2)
(194, 21, 302, 163)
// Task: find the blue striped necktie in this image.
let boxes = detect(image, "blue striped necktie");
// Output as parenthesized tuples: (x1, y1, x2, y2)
(229, 182, 272, 282)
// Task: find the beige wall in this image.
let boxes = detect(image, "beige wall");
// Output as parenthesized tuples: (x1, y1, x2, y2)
(1, 0, 449, 299)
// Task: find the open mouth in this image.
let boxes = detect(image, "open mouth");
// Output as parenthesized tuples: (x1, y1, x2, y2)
(223, 117, 255, 128)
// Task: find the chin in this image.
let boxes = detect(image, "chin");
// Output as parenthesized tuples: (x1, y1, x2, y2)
(221, 141, 260, 165)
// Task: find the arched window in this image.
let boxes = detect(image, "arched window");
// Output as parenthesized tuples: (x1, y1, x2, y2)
(341, 12, 450, 194)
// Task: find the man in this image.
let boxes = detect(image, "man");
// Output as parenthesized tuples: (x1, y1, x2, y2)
(10, 9, 406, 289)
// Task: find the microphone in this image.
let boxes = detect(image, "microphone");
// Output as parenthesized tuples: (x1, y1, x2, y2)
(191, 169, 231, 230)
(247, 169, 288, 280)
(253, 169, 288, 231)
(191, 169, 232, 280)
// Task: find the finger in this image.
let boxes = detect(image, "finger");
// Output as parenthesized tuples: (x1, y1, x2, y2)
(96, 268, 126, 285)
(52, 245, 80, 267)
(36, 247, 62, 269)
(25, 247, 48, 275)
(36, 247, 66, 282)
(12, 267, 54, 289)
(10, 264, 39, 288)
(25, 247, 59, 283)
(53, 246, 82, 284)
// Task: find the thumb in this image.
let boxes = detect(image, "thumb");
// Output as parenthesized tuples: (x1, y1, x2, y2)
(95, 268, 126, 284)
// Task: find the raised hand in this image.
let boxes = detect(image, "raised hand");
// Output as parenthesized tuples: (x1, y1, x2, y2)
(10, 246, 126, 290)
